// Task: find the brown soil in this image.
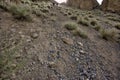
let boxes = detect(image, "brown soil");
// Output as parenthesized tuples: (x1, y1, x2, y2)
(0, 4, 120, 80)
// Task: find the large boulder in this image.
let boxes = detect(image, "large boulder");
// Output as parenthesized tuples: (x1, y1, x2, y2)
(101, 0, 120, 14)
(67, 0, 99, 10)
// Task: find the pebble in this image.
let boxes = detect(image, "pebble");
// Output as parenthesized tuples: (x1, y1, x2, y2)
(10, 28, 16, 32)
(15, 53, 21, 59)
(77, 42, 83, 46)
(11, 64, 17, 68)
(80, 50, 86, 54)
(62, 37, 73, 45)
(48, 62, 57, 69)
(26, 38, 32, 42)
(31, 33, 39, 39)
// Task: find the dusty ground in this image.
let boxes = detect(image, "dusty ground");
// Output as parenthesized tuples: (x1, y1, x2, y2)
(0, 2, 120, 80)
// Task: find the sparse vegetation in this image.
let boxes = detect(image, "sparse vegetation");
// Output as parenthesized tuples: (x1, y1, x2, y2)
(0, 2, 9, 11)
(73, 29, 88, 39)
(0, 1, 120, 80)
(114, 24, 120, 30)
(64, 22, 78, 30)
(93, 26, 101, 31)
(100, 28, 118, 41)
(8, 3, 32, 21)
(40, 8, 49, 13)
(78, 18, 89, 26)
(0, 48, 18, 79)
(90, 20, 97, 26)
(70, 15, 77, 20)
(107, 17, 120, 22)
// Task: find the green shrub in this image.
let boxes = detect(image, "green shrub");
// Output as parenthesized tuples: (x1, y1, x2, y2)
(90, 20, 97, 26)
(0, 2, 8, 11)
(114, 24, 120, 30)
(64, 22, 78, 30)
(78, 18, 89, 26)
(100, 29, 118, 41)
(107, 17, 120, 22)
(93, 26, 101, 31)
(73, 29, 88, 39)
(70, 15, 77, 20)
(9, 4, 32, 21)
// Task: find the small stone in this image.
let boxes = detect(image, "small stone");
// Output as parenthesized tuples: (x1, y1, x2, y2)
(15, 53, 21, 59)
(12, 73, 16, 79)
(48, 62, 57, 69)
(62, 37, 73, 45)
(18, 31, 22, 34)
(10, 28, 16, 32)
(26, 38, 32, 42)
(76, 58, 79, 61)
(86, 78, 89, 80)
(11, 64, 17, 68)
(80, 50, 86, 54)
(77, 42, 83, 46)
(20, 35, 25, 38)
(31, 33, 39, 39)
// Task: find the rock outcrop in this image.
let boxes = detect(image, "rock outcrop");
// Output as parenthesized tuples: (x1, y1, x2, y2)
(67, 0, 99, 10)
(101, 0, 120, 14)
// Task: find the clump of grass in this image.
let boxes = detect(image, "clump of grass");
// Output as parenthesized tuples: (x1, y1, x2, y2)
(70, 15, 77, 20)
(33, 10, 47, 18)
(78, 18, 89, 26)
(93, 26, 101, 31)
(50, 12, 56, 16)
(64, 22, 78, 30)
(40, 8, 49, 13)
(64, 13, 68, 16)
(0, 2, 8, 11)
(8, 4, 32, 21)
(0, 48, 18, 79)
(68, 12, 72, 15)
(114, 24, 120, 30)
(90, 20, 97, 26)
(100, 28, 118, 41)
(107, 17, 120, 22)
(88, 15, 94, 18)
(73, 29, 88, 39)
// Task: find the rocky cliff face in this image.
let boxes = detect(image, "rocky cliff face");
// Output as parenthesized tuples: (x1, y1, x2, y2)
(101, 0, 120, 14)
(67, 0, 99, 10)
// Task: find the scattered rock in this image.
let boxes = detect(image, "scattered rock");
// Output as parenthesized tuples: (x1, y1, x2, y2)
(14, 53, 21, 59)
(10, 28, 16, 32)
(11, 64, 17, 68)
(31, 32, 39, 39)
(80, 50, 86, 54)
(70, 16, 77, 20)
(20, 35, 25, 38)
(26, 38, 32, 42)
(12, 73, 16, 79)
(48, 62, 57, 69)
(62, 37, 73, 45)
(67, 0, 99, 10)
(75, 57, 79, 61)
(101, 0, 120, 14)
(77, 42, 83, 46)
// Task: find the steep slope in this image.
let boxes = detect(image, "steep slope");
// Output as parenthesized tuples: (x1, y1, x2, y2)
(0, 1, 120, 80)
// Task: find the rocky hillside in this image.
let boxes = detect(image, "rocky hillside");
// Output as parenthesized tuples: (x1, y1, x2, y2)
(67, 0, 120, 14)
(67, 0, 99, 10)
(101, 0, 120, 14)
(0, 0, 120, 80)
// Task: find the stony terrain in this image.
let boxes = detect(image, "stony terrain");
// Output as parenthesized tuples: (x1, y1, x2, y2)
(0, 1, 120, 80)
